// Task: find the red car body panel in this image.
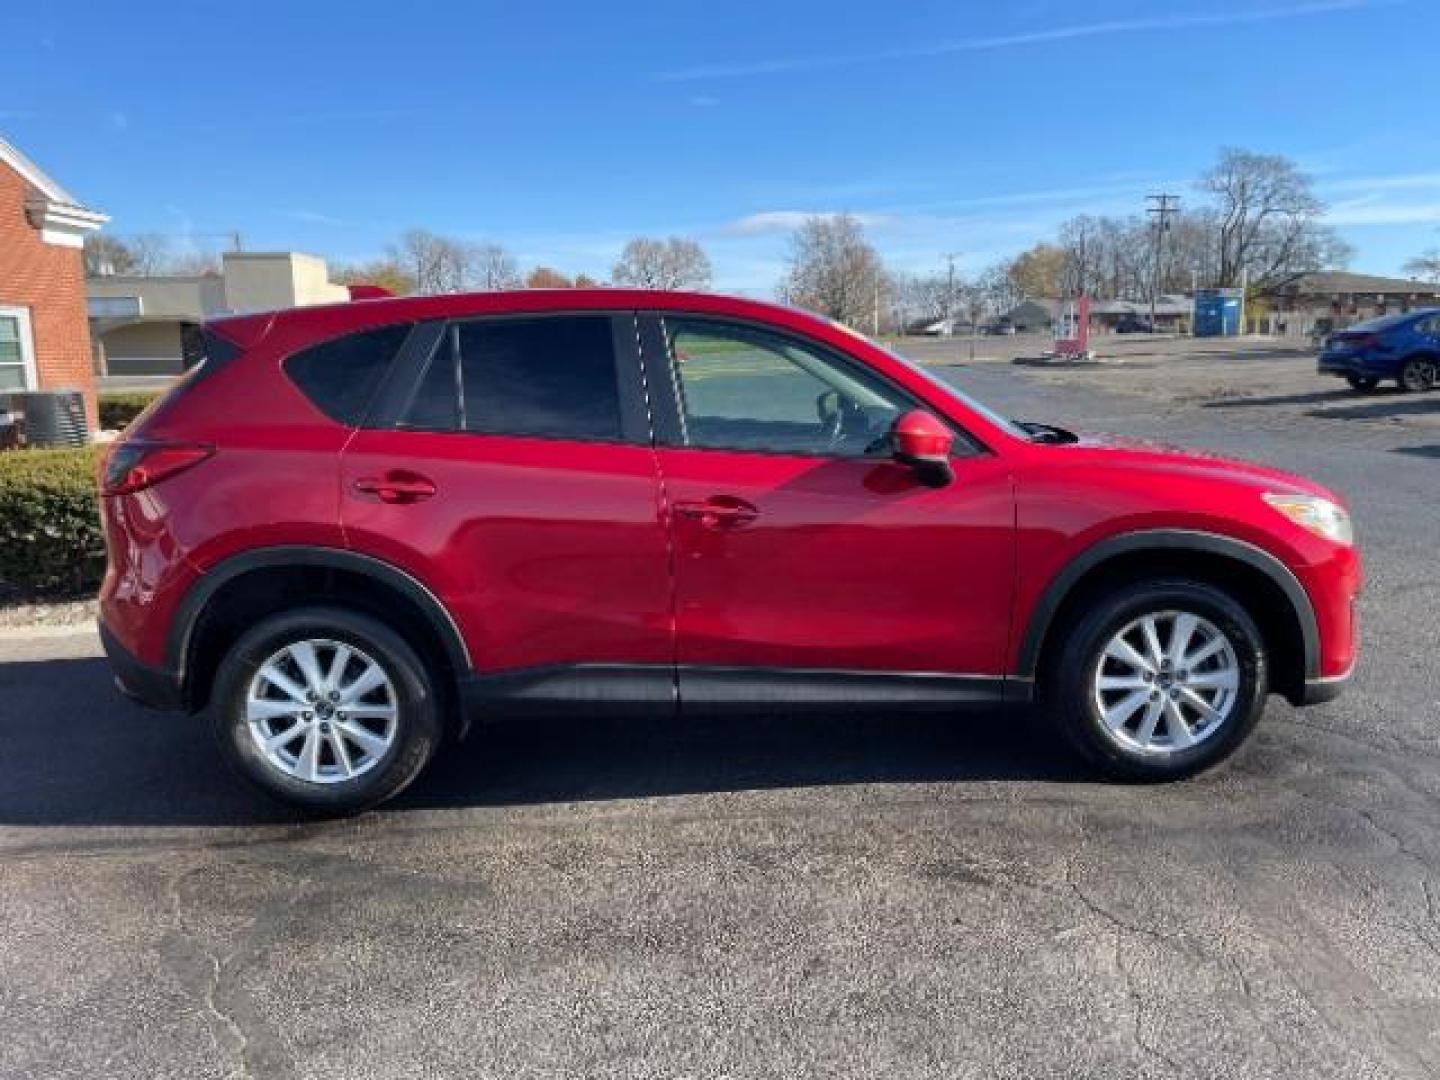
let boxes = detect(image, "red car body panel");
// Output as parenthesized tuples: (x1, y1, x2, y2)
(657, 446, 1015, 674)
(339, 429, 673, 672)
(96, 288, 1361, 709)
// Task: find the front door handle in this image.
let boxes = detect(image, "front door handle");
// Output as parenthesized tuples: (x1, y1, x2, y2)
(673, 495, 759, 529)
(352, 470, 437, 504)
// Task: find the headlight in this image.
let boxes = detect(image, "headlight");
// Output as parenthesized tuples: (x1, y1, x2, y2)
(1263, 493, 1354, 545)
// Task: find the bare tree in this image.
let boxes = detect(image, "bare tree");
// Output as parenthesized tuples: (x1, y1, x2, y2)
(384, 230, 522, 293)
(390, 229, 469, 293)
(469, 243, 521, 290)
(611, 237, 712, 290)
(1199, 148, 1350, 288)
(1057, 215, 1106, 296)
(895, 272, 951, 328)
(1403, 246, 1440, 284)
(83, 235, 138, 276)
(780, 214, 892, 329)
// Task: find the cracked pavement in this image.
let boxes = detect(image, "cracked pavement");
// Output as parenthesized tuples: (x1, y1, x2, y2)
(2, 342, 1438, 1078)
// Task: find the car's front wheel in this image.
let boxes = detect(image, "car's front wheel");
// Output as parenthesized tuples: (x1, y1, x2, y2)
(212, 606, 442, 815)
(1048, 579, 1267, 781)
(1346, 375, 1380, 392)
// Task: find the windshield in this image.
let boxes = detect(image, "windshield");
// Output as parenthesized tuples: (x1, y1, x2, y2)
(1343, 312, 1420, 333)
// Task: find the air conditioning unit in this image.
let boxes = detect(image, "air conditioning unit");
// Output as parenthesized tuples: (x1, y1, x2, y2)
(0, 390, 90, 448)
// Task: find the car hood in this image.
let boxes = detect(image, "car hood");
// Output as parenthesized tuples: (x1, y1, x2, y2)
(1066, 431, 1338, 501)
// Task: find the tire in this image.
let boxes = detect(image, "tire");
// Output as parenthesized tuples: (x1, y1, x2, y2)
(211, 605, 443, 816)
(1397, 357, 1437, 393)
(1046, 579, 1267, 782)
(1345, 375, 1379, 393)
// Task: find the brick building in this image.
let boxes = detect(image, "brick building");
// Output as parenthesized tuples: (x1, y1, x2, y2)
(0, 136, 107, 429)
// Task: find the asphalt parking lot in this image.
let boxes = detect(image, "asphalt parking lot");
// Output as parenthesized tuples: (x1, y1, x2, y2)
(4, 339, 1439, 1078)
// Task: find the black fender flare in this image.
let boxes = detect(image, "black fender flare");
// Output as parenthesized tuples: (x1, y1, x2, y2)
(1014, 529, 1320, 682)
(167, 545, 472, 689)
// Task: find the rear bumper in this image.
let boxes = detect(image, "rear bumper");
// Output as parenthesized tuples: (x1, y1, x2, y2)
(99, 619, 183, 710)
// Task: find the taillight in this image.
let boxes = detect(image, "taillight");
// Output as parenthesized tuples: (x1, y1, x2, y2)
(101, 439, 214, 495)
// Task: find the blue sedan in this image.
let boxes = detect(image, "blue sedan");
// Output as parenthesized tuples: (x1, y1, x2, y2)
(1318, 309, 1440, 392)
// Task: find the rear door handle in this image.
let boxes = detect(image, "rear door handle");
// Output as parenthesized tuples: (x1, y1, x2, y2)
(352, 471, 437, 504)
(673, 495, 759, 529)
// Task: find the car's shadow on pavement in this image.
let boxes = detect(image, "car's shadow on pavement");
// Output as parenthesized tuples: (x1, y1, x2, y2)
(1307, 396, 1440, 421)
(0, 657, 1088, 828)
(1203, 388, 1375, 409)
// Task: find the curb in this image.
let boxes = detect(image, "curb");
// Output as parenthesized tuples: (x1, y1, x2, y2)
(0, 623, 98, 642)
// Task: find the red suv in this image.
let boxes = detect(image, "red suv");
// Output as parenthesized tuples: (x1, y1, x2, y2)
(98, 290, 1361, 814)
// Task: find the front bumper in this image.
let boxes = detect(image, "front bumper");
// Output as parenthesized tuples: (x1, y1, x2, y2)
(1318, 356, 1386, 378)
(99, 619, 183, 710)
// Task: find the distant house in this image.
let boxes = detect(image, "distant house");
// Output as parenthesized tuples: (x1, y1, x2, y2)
(1089, 295, 1192, 332)
(1258, 271, 1440, 335)
(0, 136, 107, 427)
(1003, 299, 1058, 331)
(1004, 295, 1191, 333)
(88, 251, 354, 376)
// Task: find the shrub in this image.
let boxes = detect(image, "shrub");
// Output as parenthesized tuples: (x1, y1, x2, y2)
(0, 447, 106, 595)
(98, 390, 163, 431)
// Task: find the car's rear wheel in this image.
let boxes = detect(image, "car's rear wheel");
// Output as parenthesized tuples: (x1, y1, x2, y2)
(1345, 375, 1379, 392)
(212, 606, 442, 815)
(1398, 357, 1437, 392)
(1048, 579, 1267, 781)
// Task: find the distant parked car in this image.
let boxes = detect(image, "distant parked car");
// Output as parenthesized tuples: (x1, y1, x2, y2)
(1317, 309, 1440, 393)
(1114, 316, 1155, 334)
(983, 320, 1017, 336)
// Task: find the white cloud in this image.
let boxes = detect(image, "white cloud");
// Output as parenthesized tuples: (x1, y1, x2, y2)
(1327, 198, 1440, 225)
(657, 0, 1381, 80)
(1324, 171, 1440, 194)
(726, 210, 890, 235)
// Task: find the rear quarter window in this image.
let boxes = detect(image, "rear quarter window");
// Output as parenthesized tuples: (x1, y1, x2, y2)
(284, 324, 413, 425)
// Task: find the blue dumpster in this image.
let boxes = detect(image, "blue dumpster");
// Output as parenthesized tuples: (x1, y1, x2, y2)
(1193, 288, 1243, 337)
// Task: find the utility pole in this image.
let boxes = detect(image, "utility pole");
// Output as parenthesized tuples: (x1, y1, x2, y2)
(1146, 194, 1180, 331)
(941, 252, 961, 336)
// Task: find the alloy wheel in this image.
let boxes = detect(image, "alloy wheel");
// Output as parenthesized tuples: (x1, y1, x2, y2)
(1092, 611, 1239, 755)
(245, 638, 399, 784)
(1401, 359, 1437, 392)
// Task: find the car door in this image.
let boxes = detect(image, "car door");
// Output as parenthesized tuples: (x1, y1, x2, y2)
(640, 313, 1016, 707)
(339, 312, 674, 710)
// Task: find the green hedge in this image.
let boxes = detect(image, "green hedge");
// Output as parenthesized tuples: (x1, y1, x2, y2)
(98, 391, 163, 431)
(0, 447, 106, 595)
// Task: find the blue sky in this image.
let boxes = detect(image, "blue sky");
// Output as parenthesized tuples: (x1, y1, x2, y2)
(5, 0, 1439, 294)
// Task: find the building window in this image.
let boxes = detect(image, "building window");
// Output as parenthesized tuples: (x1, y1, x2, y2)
(0, 308, 38, 392)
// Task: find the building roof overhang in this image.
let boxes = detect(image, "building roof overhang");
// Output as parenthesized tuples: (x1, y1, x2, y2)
(2, 135, 109, 248)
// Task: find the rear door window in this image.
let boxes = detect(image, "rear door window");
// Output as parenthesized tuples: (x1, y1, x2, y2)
(402, 315, 623, 441)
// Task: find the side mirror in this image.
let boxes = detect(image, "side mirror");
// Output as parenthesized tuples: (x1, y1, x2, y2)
(890, 409, 955, 487)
